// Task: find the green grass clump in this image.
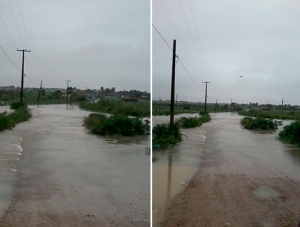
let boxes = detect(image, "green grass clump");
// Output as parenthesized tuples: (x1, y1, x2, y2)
(0, 103, 31, 131)
(278, 121, 300, 146)
(152, 123, 182, 149)
(241, 117, 278, 130)
(176, 112, 211, 128)
(80, 99, 150, 117)
(84, 113, 150, 136)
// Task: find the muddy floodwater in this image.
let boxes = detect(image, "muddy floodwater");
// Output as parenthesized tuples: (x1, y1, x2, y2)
(152, 113, 206, 227)
(153, 112, 300, 227)
(0, 105, 150, 226)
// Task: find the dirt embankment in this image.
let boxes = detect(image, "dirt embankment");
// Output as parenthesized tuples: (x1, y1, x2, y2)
(160, 154, 300, 227)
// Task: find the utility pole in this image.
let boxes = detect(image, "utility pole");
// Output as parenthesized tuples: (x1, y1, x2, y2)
(65, 80, 71, 104)
(230, 99, 233, 112)
(37, 80, 42, 105)
(214, 99, 217, 113)
(202, 81, 211, 113)
(282, 98, 284, 118)
(176, 93, 178, 106)
(17, 49, 31, 104)
(170, 40, 176, 124)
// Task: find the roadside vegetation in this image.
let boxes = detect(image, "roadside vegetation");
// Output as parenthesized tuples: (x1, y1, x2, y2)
(152, 123, 182, 149)
(176, 112, 211, 128)
(0, 102, 31, 131)
(239, 109, 300, 120)
(80, 99, 150, 117)
(83, 113, 150, 136)
(240, 117, 278, 130)
(152, 102, 233, 116)
(278, 121, 300, 147)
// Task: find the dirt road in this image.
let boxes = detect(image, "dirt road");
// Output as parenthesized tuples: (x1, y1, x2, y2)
(160, 113, 300, 227)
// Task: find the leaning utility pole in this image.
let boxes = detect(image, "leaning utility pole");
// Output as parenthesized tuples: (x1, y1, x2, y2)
(65, 80, 71, 104)
(170, 40, 176, 124)
(37, 80, 43, 105)
(202, 81, 211, 113)
(17, 49, 31, 104)
(214, 99, 217, 113)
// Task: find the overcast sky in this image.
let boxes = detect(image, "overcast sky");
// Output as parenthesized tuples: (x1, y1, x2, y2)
(0, 0, 150, 92)
(153, 0, 300, 105)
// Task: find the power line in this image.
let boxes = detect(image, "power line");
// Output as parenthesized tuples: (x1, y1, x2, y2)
(179, 0, 208, 81)
(177, 56, 203, 93)
(16, 0, 31, 48)
(7, 0, 25, 47)
(0, 16, 18, 47)
(152, 24, 172, 51)
(189, 0, 211, 81)
(0, 46, 20, 71)
(160, 0, 206, 83)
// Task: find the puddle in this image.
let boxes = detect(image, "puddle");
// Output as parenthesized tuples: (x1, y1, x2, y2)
(252, 186, 280, 198)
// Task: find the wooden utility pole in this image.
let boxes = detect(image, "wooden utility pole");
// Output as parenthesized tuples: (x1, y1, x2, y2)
(65, 80, 71, 104)
(170, 40, 176, 124)
(17, 49, 31, 104)
(202, 81, 211, 113)
(282, 98, 284, 118)
(214, 99, 217, 113)
(37, 80, 42, 105)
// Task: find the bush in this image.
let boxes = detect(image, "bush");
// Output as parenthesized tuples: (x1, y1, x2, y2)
(0, 105, 31, 131)
(176, 112, 211, 128)
(152, 123, 182, 149)
(278, 121, 300, 146)
(241, 117, 278, 130)
(84, 113, 150, 136)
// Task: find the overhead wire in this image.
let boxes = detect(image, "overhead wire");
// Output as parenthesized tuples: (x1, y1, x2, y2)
(178, 0, 208, 81)
(152, 24, 173, 51)
(7, 0, 25, 47)
(160, 0, 205, 86)
(0, 16, 18, 48)
(0, 46, 20, 71)
(177, 56, 203, 93)
(16, 0, 31, 48)
(188, 0, 211, 82)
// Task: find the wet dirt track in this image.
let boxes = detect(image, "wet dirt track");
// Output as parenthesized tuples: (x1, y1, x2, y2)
(0, 105, 150, 227)
(159, 113, 300, 227)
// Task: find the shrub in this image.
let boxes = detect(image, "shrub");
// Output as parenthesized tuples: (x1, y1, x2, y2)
(176, 112, 211, 128)
(152, 123, 182, 149)
(241, 117, 278, 130)
(278, 121, 300, 146)
(0, 105, 31, 131)
(84, 113, 150, 136)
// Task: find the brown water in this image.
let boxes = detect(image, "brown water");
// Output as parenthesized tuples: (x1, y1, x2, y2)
(0, 104, 150, 226)
(152, 113, 206, 226)
(152, 112, 300, 226)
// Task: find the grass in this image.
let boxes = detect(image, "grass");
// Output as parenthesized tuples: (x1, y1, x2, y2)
(0, 102, 32, 131)
(240, 117, 278, 130)
(83, 113, 150, 136)
(278, 121, 300, 146)
(80, 99, 150, 117)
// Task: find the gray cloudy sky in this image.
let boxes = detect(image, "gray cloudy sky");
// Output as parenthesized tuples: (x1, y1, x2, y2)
(153, 0, 300, 105)
(0, 0, 150, 92)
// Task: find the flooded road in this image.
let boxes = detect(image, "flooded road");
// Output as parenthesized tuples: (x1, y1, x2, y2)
(0, 105, 150, 226)
(152, 113, 206, 227)
(154, 112, 300, 227)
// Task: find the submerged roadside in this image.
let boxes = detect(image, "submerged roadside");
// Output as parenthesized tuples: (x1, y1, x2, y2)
(160, 113, 300, 227)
